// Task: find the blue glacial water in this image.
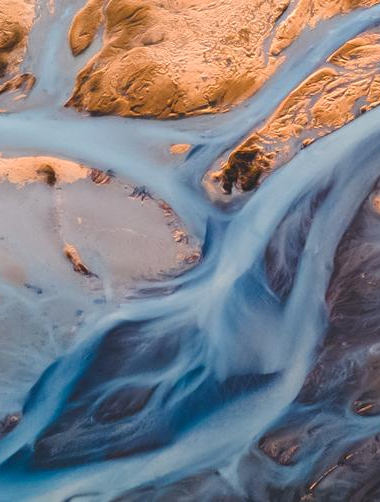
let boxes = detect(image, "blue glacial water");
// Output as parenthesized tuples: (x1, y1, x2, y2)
(1, 2, 380, 500)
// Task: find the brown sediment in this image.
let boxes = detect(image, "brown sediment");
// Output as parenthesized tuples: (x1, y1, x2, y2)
(0, 156, 90, 185)
(0, 413, 21, 438)
(0, 1, 36, 97)
(172, 229, 188, 244)
(170, 144, 191, 155)
(259, 431, 301, 466)
(303, 463, 340, 499)
(371, 191, 380, 213)
(0, 250, 27, 286)
(69, 0, 104, 56)
(0, 73, 35, 96)
(67, 0, 380, 119)
(353, 396, 380, 415)
(90, 168, 112, 184)
(212, 29, 380, 193)
(64, 243, 94, 276)
(301, 436, 380, 500)
(66, 0, 292, 118)
(270, 0, 380, 56)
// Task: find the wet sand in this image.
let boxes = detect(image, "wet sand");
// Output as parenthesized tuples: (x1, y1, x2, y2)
(1, 1, 380, 502)
(0, 155, 199, 417)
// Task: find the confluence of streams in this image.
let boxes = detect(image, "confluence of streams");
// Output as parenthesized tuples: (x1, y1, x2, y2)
(0, 1, 380, 501)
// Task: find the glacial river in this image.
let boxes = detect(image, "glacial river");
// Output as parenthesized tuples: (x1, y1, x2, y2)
(1, 1, 380, 500)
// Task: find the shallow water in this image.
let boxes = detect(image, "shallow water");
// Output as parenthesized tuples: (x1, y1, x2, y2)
(1, 2, 380, 501)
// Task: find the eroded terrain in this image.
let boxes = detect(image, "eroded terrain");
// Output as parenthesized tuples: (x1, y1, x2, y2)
(66, 0, 380, 118)
(211, 27, 380, 193)
(1, 1, 380, 501)
(0, 0, 36, 99)
(66, 0, 289, 117)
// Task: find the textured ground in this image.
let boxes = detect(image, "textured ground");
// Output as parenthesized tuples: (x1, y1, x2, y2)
(0, 153, 199, 415)
(66, 0, 289, 118)
(212, 28, 380, 192)
(0, 0, 36, 98)
(66, 0, 380, 120)
(2, 2, 380, 500)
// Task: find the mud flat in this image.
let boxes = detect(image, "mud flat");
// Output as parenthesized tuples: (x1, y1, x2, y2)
(0, 155, 199, 418)
(1, 1, 380, 501)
